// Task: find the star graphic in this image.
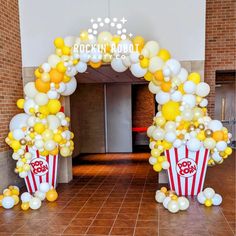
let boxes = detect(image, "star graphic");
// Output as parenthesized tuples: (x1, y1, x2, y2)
(120, 17, 127, 24)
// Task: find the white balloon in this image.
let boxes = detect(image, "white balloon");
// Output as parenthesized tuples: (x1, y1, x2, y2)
(149, 157, 157, 165)
(155, 91, 170, 104)
(130, 63, 147, 78)
(141, 48, 149, 58)
(165, 132, 176, 142)
(39, 182, 50, 193)
(162, 161, 170, 169)
(117, 39, 133, 56)
(149, 141, 156, 150)
(165, 121, 176, 131)
(19, 171, 28, 178)
(47, 115, 61, 130)
(203, 187, 215, 199)
(29, 197, 42, 210)
(13, 129, 25, 140)
(199, 98, 208, 107)
(47, 90, 59, 99)
(41, 63, 51, 73)
(173, 139, 182, 148)
(155, 192, 166, 203)
(57, 82, 66, 93)
(152, 128, 165, 140)
(166, 59, 181, 75)
(171, 91, 182, 102)
(66, 66, 77, 77)
(177, 68, 188, 83)
(178, 197, 189, 210)
(216, 141, 227, 151)
(64, 36, 75, 47)
(163, 196, 171, 209)
(27, 116, 36, 127)
(48, 54, 61, 68)
(129, 51, 140, 63)
(148, 56, 163, 73)
(35, 140, 44, 149)
(212, 151, 222, 162)
(167, 200, 179, 213)
(21, 192, 32, 203)
(197, 192, 206, 204)
(212, 193, 222, 206)
(34, 93, 49, 106)
(24, 99, 36, 114)
(204, 138, 216, 149)
(24, 82, 38, 98)
(144, 41, 160, 57)
(44, 140, 56, 151)
(122, 56, 132, 67)
(196, 82, 210, 97)
(187, 138, 202, 152)
(56, 112, 65, 120)
(61, 77, 77, 96)
(79, 53, 90, 62)
(183, 81, 196, 94)
(111, 58, 128, 72)
(75, 61, 87, 73)
(182, 94, 196, 108)
(163, 66, 171, 77)
(147, 125, 156, 137)
(2, 197, 15, 209)
(208, 120, 223, 131)
(34, 191, 46, 201)
(181, 108, 194, 121)
(148, 82, 160, 94)
(10, 113, 29, 131)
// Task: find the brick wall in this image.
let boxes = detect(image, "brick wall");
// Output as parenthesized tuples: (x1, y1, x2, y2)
(132, 84, 155, 128)
(0, 0, 22, 152)
(205, 0, 236, 117)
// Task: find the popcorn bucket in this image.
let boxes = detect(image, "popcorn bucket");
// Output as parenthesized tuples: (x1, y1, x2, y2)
(24, 146, 58, 193)
(165, 145, 209, 196)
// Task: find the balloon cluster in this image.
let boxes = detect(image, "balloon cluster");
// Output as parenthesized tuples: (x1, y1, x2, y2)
(21, 182, 58, 211)
(155, 187, 189, 213)
(197, 187, 222, 207)
(0, 186, 20, 209)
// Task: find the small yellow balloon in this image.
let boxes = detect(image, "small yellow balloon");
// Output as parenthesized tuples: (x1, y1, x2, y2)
(80, 30, 89, 41)
(11, 189, 19, 196)
(151, 149, 160, 158)
(89, 61, 102, 69)
(34, 123, 45, 134)
(34, 68, 41, 78)
(188, 72, 201, 84)
(153, 163, 162, 172)
(112, 35, 121, 46)
(132, 36, 145, 52)
(62, 46, 71, 56)
(46, 189, 58, 202)
(56, 62, 67, 73)
(12, 195, 19, 205)
(204, 199, 213, 207)
(16, 99, 25, 109)
(47, 99, 61, 114)
(225, 147, 232, 155)
(160, 187, 167, 193)
(158, 49, 171, 61)
(3, 189, 12, 197)
(140, 57, 149, 68)
(54, 37, 64, 49)
(144, 71, 153, 81)
(63, 75, 71, 83)
(0, 195, 4, 206)
(11, 140, 21, 150)
(21, 202, 30, 211)
(53, 134, 62, 143)
(162, 101, 180, 121)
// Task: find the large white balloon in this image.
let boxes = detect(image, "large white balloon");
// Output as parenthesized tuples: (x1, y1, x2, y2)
(183, 81, 196, 94)
(9, 113, 29, 131)
(34, 93, 49, 106)
(171, 91, 182, 102)
(152, 128, 165, 140)
(155, 192, 166, 203)
(148, 82, 160, 94)
(130, 63, 147, 78)
(61, 77, 77, 96)
(166, 59, 181, 75)
(144, 41, 160, 57)
(129, 52, 140, 63)
(178, 197, 189, 210)
(187, 138, 202, 151)
(167, 200, 179, 213)
(216, 141, 227, 151)
(177, 68, 188, 83)
(148, 56, 163, 73)
(196, 82, 210, 97)
(75, 61, 87, 73)
(39, 182, 50, 193)
(2, 197, 15, 209)
(21, 192, 32, 203)
(47, 115, 61, 130)
(155, 91, 170, 104)
(13, 129, 25, 140)
(48, 54, 61, 68)
(147, 125, 156, 137)
(24, 82, 38, 98)
(182, 94, 196, 108)
(29, 197, 42, 210)
(24, 99, 37, 114)
(111, 58, 127, 72)
(208, 120, 223, 131)
(44, 140, 56, 151)
(34, 190, 46, 201)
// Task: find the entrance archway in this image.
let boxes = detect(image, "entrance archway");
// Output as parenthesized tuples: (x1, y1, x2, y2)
(6, 22, 231, 193)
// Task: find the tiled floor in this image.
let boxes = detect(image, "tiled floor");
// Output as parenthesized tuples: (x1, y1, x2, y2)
(0, 152, 235, 236)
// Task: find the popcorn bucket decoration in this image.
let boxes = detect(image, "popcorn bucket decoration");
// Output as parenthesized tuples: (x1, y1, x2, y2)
(24, 146, 58, 193)
(165, 145, 209, 196)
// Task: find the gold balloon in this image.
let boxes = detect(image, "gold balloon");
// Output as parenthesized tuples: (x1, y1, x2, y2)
(198, 123, 205, 130)
(205, 129, 213, 137)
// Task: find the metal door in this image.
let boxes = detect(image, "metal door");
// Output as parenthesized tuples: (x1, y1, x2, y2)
(105, 84, 132, 152)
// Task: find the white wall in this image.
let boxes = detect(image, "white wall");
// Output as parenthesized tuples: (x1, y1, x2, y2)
(19, 0, 206, 67)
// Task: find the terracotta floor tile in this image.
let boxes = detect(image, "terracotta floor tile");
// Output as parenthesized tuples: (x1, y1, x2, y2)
(110, 227, 134, 236)
(86, 226, 111, 235)
(63, 226, 88, 235)
(91, 219, 115, 227)
(134, 227, 158, 236)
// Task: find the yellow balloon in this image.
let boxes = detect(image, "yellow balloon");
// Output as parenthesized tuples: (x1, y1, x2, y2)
(144, 71, 153, 81)
(140, 57, 149, 68)
(158, 49, 171, 61)
(12, 195, 19, 205)
(46, 189, 58, 202)
(11, 188, 19, 196)
(3, 189, 12, 197)
(21, 202, 30, 211)
(47, 99, 61, 114)
(11, 140, 21, 150)
(98, 31, 112, 44)
(53, 134, 62, 143)
(132, 36, 145, 52)
(56, 62, 66, 73)
(225, 147, 232, 155)
(34, 123, 45, 134)
(34, 68, 41, 78)
(42, 129, 54, 141)
(63, 75, 71, 83)
(204, 199, 213, 207)
(188, 72, 201, 84)
(16, 99, 25, 109)
(162, 101, 180, 121)
(153, 163, 162, 172)
(62, 46, 70, 56)
(60, 146, 70, 157)
(151, 148, 160, 158)
(0, 195, 4, 206)
(39, 105, 49, 116)
(80, 30, 89, 41)
(54, 37, 64, 49)
(112, 35, 121, 46)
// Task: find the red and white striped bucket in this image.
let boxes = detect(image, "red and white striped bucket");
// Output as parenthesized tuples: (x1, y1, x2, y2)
(165, 145, 209, 196)
(24, 146, 58, 193)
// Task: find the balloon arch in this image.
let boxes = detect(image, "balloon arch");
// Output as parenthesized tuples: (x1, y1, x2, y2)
(6, 26, 232, 184)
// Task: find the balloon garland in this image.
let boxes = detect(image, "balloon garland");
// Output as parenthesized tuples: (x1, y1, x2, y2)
(5, 27, 232, 179)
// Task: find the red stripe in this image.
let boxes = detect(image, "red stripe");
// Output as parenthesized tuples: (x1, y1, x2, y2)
(46, 155, 49, 183)
(185, 146, 189, 196)
(52, 155, 56, 188)
(197, 149, 209, 194)
(191, 150, 200, 196)
(31, 171, 37, 192)
(25, 176, 33, 193)
(166, 150, 175, 191)
(174, 148, 182, 196)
